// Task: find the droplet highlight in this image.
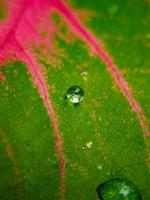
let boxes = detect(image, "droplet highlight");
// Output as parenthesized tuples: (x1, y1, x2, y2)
(65, 86, 84, 104)
(97, 178, 142, 200)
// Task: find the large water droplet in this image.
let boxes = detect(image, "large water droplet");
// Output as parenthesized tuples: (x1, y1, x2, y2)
(97, 178, 142, 200)
(65, 86, 84, 104)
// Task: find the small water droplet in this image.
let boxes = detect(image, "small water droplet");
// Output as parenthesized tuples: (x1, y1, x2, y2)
(65, 86, 84, 104)
(86, 141, 93, 149)
(97, 178, 141, 200)
(80, 71, 88, 81)
(80, 71, 88, 76)
(81, 145, 86, 150)
(97, 165, 102, 170)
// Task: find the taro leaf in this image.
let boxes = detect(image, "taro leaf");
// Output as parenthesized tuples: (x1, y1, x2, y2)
(0, 0, 150, 200)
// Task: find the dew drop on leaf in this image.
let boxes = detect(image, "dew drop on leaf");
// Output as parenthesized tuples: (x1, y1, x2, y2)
(65, 86, 84, 104)
(97, 178, 142, 200)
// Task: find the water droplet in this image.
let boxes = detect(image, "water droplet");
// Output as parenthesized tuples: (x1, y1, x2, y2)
(97, 165, 102, 170)
(80, 71, 88, 76)
(81, 145, 86, 150)
(97, 178, 141, 200)
(82, 141, 93, 150)
(65, 86, 84, 104)
(80, 71, 88, 81)
(86, 141, 93, 149)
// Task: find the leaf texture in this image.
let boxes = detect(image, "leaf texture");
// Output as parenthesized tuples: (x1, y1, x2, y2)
(0, 0, 150, 200)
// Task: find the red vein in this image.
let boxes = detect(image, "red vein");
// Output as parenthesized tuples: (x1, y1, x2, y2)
(14, 38, 66, 200)
(52, 0, 149, 138)
(0, 1, 29, 49)
(0, 1, 66, 199)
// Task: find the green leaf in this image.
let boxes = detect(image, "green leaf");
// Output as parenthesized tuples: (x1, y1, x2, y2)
(0, 0, 150, 199)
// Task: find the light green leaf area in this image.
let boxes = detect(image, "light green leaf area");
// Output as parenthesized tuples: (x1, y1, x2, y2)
(0, 0, 150, 200)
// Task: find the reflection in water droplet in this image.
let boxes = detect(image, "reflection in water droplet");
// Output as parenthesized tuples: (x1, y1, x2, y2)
(97, 178, 142, 200)
(65, 86, 84, 104)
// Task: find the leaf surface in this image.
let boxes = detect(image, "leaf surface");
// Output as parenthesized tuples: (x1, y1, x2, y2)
(0, 0, 150, 200)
